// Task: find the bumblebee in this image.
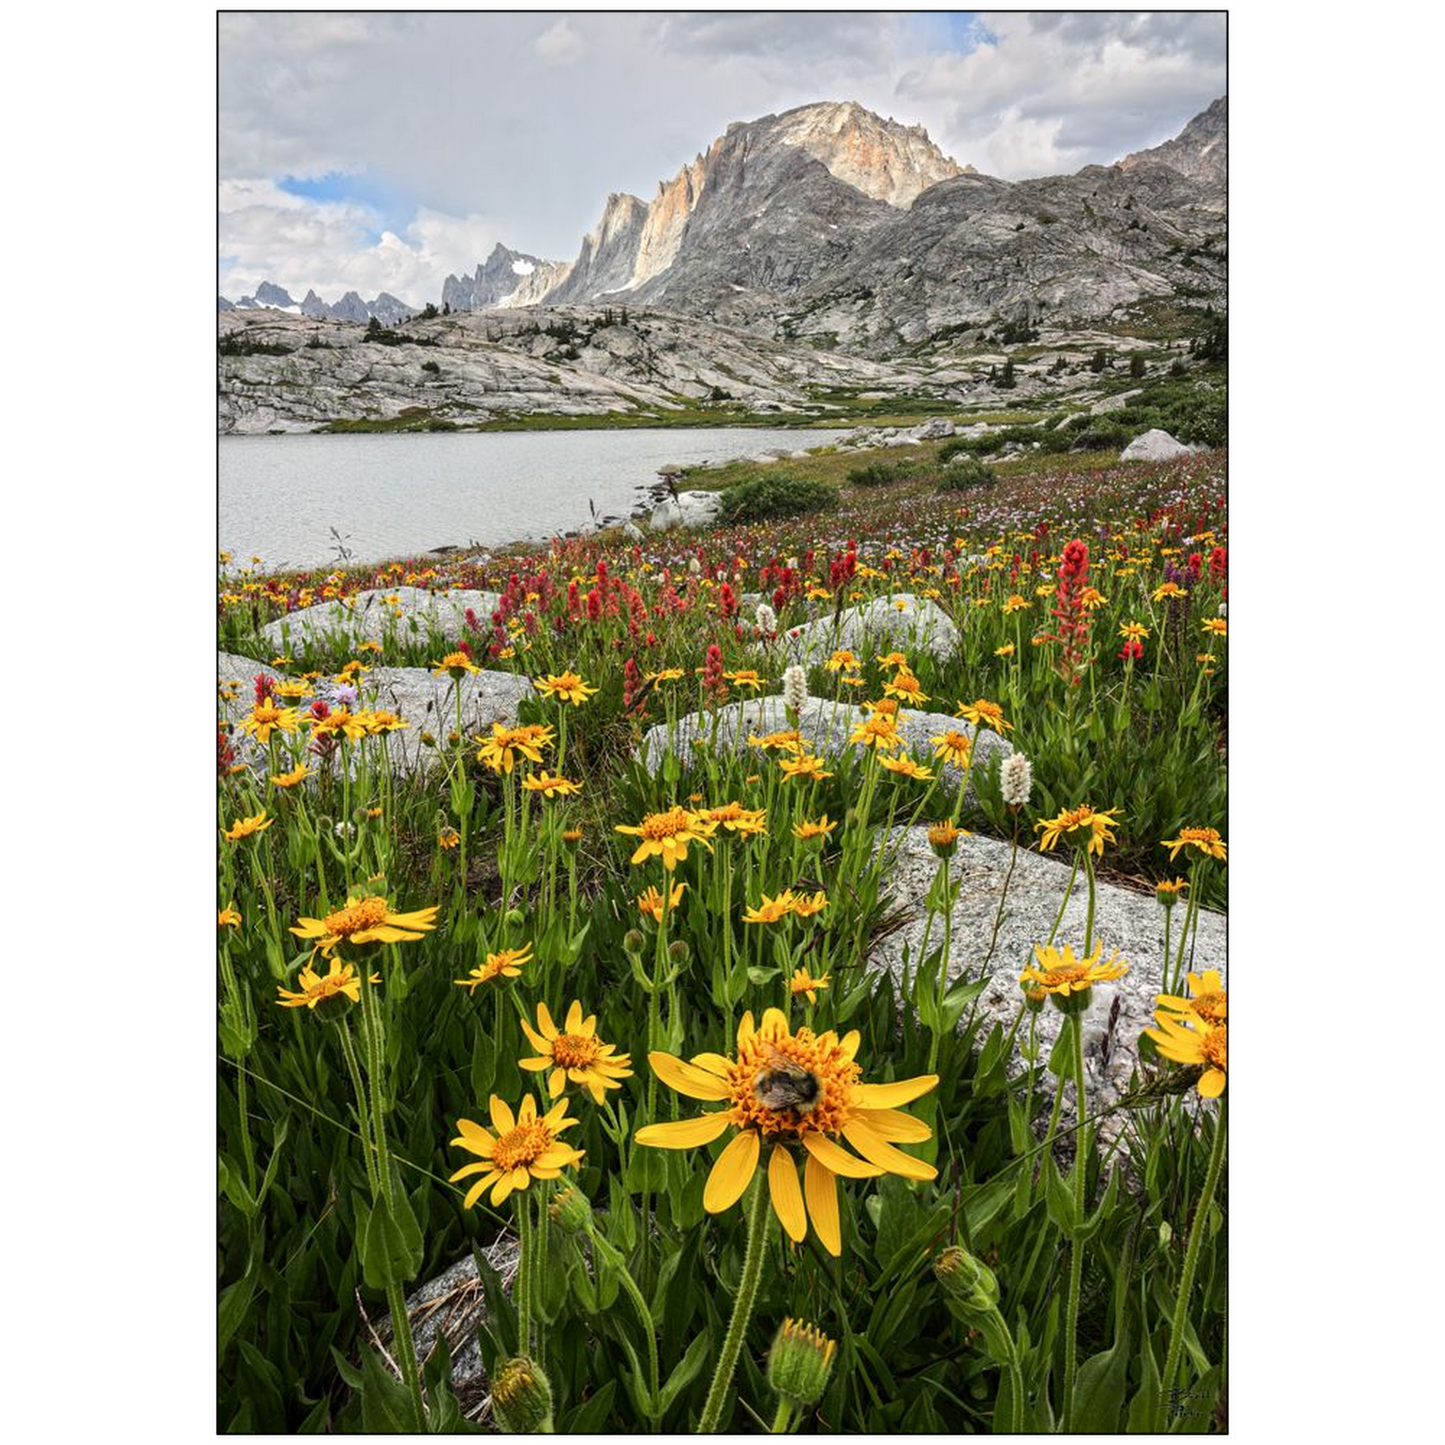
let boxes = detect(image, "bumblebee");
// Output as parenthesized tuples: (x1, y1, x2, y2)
(753, 1044, 822, 1116)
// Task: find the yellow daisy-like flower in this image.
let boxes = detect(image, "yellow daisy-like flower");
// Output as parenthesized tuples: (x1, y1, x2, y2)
(1119, 621, 1150, 642)
(995, 643, 1016, 657)
(707, 802, 768, 836)
(270, 762, 312, 789)
(476, 722, 555, 775)
(792, 816, 837, 841)
(790, 890, 829, 919)
(240, 698, 299, 743)
(648, 667, 686, 684)
(927, 820, 968, 856)
(449, 1095, 585, 1208)
(218, 904, 242, 929)
(1201, 618, 1227, 637)
(1152, 582, 1189, 602)
(884, 670, 930, 705)
(1161, 826, 1227, 863)
(849, 714, 903, 752)
(276, 956, 379, 1011)
(789, 968, 830, 1004)
(876, 651, 909, 670)
(955, 698, 1012, 733)
(223, 812, 272, 842)
(725, 669, 767, 691)
(1035, 804, 1122, 857)
(311, 708, 368, 743)
(358, 640, 384, 654)
(1143, 1013, 1227, 1098)
(615, 806, 717, 870)
(748, 729, 804, 755)
(454, 944, 533, 990)
(881, 756, 934, 782)
(1156, 969, 1227, 1028)
(638, 883, 686, 921)
(634, 1008, 938, 1256)
(825, 650, 860, 672)
(930, 730, 973, 768)
(523, 771, 582, 798)
(1080, 587, 1107, 610)
(433, 651, 480, 678)
(536, 670, 599, 706)
(519, 1001, 634, 1103)
(1156, 877, 1190, 905)
(438, 826, 461, 850)
(1002, 594, 1030, 614)
(779, 754, 835, 782)
(1020, 942, 1129, 1001)
(290, 895, 439, 955)
(744, 890, 802, 925)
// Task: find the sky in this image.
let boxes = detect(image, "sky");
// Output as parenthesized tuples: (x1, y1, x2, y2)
(218, 10, 1226, 307)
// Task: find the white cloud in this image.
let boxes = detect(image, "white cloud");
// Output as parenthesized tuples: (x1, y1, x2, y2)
(218, 185, 499, 305)
(533, 19, 582, 66)
(219, 11, 1226, 299)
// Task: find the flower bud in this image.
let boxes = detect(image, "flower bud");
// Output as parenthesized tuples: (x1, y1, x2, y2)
(491, 1355, 554, 1433)
(1022, 983, 1047, 1014)
(934, 1246, 999, 1317)
(504, 908, 526, 929)
(767, 1318, 836, 1409)
(622, 929, 646, 958)
(667, 940, 690, 966)
(548, 1185, 594, 1236)
(928, 820, 962, 858)
(561, 827, 583, 851)
(420, 730, 436, 748)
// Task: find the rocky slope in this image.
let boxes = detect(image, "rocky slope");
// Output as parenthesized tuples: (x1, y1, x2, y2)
(519, 98, 1225, 353)
(1121, 96, 1227, 186)
(440, 243, 568, 312)
(216, 305, 978, 434)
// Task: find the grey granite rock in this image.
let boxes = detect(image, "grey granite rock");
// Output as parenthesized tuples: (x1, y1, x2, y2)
(218, 651, 533, 778)
(1120, 428, 1196, 462)
(780, 592, 960, 664)
(869, 827, 1225, 1149)
(259, 586, 502, 652)
(636, 694, 1010, 801)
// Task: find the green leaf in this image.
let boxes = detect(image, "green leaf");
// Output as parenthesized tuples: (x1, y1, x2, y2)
(1043, 1153, 1078, 1234)
(656, 1330, 711, 1416)
(359, 1192, 423, 1289)
(565, 1379, 616, 1432)
(1072, 1330, 1129, 1432)
(359, 1345, 418, 1433)
(218, 1261, 258, 1360)
(1126, 1331, 1160, 1432)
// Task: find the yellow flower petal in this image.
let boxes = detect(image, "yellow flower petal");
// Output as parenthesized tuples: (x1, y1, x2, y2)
(649, 1051, 734, 1101)
(853, 1107, 933, 1143)
(767, 1144, 807, 1242)
(842, 1119, 938, 1180)
(801, 1130, 884, 1179)
(851, 1074, 939, 1108)
(1199, 1067, 1226, 1098)
(804, 1150, 842, 1256)
(635, 1113, 736, 1149)
(489, 1097, 516, 1134)
(704, 1129, 760, 1213)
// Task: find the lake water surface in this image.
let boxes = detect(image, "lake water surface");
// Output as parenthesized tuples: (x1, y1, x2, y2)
(219, 427, 843, 569)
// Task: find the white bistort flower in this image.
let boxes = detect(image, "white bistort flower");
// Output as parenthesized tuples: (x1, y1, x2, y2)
(1000, 751, 1033, 810)
(782, 664, 808, 714)
(755, 602, 778, 635)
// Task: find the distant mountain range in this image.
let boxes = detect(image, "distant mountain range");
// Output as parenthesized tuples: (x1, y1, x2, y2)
(220, 96, 1225, 353)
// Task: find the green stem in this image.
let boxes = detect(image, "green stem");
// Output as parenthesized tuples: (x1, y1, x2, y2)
(385, 1279, 428, 1432)
(337, 1017, 379, 1195)
(696, 1178, 771, 1433)
(598, 1236, 661, 1427)
(986, 1307, 1025, 1434)
(1060, 1013, 1089, 1432)
(770, 1399, 796, 1433)
(1157, 1102, 1227, 1429)
(1083, 849, 1097, 954)
(515, 1190, 533, 1353)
